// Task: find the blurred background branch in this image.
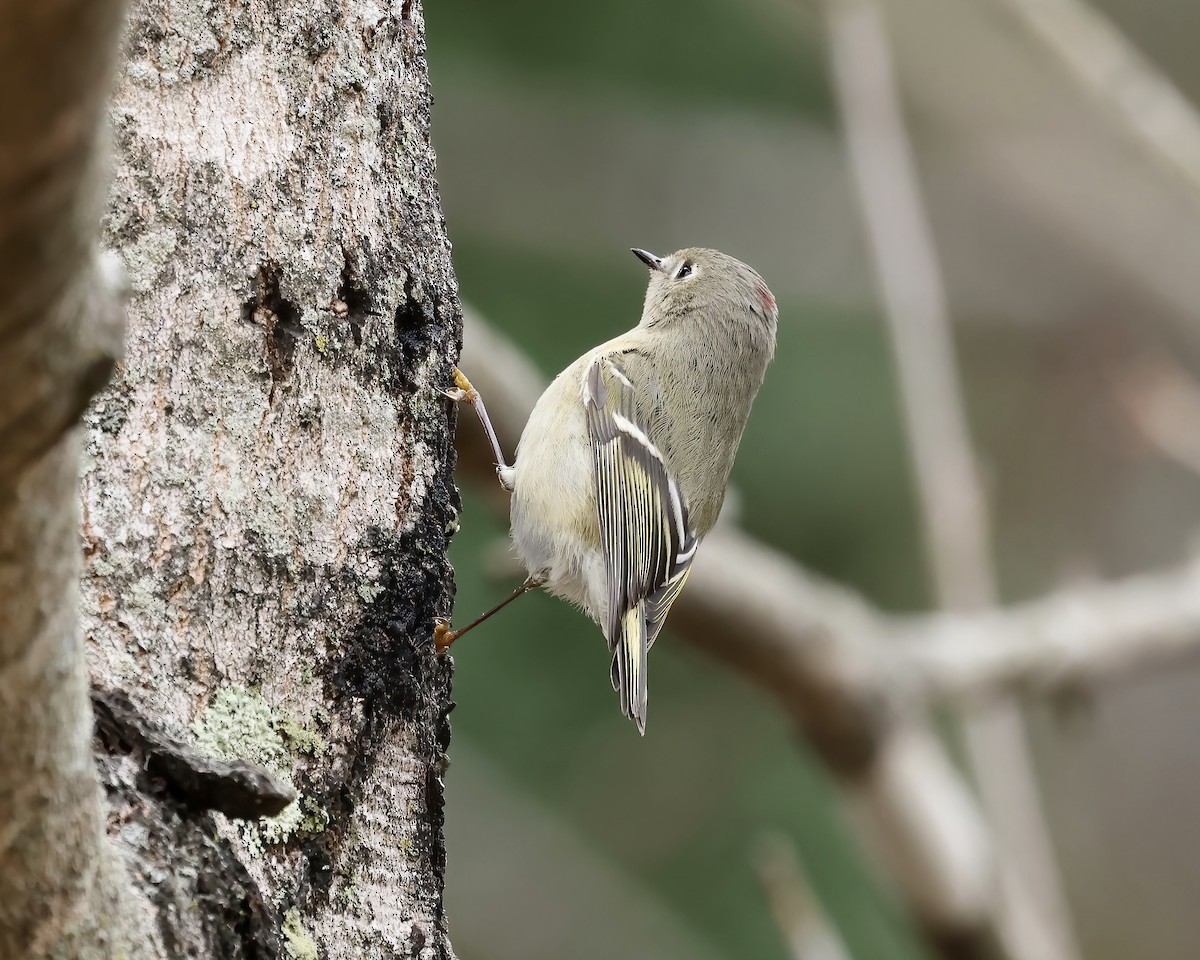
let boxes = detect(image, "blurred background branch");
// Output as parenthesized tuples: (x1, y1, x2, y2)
(1116, 356, 1200, 479)
(826, 3, 1077, 958)
(893, 555, 1200, 704)
(990, 0, 1200, 209)
(755, 833, 853, 960)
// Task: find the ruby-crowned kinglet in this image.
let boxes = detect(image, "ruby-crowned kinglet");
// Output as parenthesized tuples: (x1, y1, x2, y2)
(442, 247, 777, 734)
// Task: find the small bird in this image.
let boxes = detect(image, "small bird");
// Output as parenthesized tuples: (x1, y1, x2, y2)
(440, 247, 777, 733)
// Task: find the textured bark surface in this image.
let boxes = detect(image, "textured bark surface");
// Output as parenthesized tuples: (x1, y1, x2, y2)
(81, 0, 462, 955)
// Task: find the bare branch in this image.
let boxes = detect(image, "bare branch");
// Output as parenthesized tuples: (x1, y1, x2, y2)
(893, 557, 1200, 706)
(827, 0, 995, 611)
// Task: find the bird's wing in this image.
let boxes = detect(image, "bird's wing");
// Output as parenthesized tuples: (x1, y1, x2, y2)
(583, 355, 699, 733)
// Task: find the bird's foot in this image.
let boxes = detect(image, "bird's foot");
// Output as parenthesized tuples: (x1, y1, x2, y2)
(432, 617, 458, 652)
(442, 367, 478, 404)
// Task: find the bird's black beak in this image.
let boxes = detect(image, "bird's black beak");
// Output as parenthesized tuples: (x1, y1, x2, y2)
(631, 248, 664, 272)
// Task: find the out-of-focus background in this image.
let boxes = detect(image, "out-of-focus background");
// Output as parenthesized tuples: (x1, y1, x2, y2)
(425, 2, 1200, 958)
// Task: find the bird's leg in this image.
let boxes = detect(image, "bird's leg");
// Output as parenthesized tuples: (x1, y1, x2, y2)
(444, 366, 516, 491)
(433, 576, 546, 651)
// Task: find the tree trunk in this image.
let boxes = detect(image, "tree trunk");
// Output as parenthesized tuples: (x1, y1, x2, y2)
(0, 1, 154, 956)
(86, 0, 460, 955)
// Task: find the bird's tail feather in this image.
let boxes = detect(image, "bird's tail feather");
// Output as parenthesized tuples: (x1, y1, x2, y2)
(610, 603, 648, 735)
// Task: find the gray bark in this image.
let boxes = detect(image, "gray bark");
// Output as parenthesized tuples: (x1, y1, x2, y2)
(3, 0, 462, 956)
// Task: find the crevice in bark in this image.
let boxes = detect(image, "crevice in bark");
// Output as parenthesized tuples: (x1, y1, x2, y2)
(92, 687, 297, 820)
(335, 250, 374, 347)
(95, 749, 284, 959)
(393, 272, 442, 393)
(242, 262, 304, 396)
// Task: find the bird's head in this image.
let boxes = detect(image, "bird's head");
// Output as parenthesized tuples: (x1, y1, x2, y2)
(632, 247, 778, 344)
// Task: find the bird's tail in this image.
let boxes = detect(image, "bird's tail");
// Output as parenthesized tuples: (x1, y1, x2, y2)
(610, 603, 648, 735)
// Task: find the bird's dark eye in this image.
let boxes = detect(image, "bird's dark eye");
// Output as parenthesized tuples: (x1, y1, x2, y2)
(674, 262, 692, 280)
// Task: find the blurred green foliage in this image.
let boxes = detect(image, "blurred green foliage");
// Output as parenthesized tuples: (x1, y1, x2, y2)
(429, 0, 831, 118)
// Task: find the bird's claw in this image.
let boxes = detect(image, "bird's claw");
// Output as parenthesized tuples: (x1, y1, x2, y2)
(441, 367, 479, 405)
(432, 617, 456, 653)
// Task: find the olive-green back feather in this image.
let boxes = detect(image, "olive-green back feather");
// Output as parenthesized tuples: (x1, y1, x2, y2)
(584, 357, 698, 733)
